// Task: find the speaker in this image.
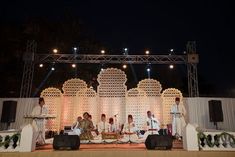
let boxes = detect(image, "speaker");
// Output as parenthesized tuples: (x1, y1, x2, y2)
(53, 135, 80, 150)
(1, 101, 17, 123)
(208, 100, 223, 122)
(145, 135, 173, 150)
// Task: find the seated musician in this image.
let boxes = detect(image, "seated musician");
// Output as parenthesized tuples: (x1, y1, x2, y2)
(79, 112, 94, 140)
(96, 114, 110, 140)
(120, 114, 138, 142)
(143, 111, 160, 139)
(109, 117, 117, 132)
(69, 116, 82, 136)
(88, 114, 98, 137)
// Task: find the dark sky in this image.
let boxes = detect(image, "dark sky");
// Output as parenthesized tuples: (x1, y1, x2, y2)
(1, 0, 234, 96)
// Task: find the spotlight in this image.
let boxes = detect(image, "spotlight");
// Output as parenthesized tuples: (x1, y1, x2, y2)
(51, 67, 55, 71)
(170, 49, 174, 52)
(101, 50, 105, 54)
(145, 50, 150, 55)
(39, 64, 43, 68)
(73, 47, 78, 51)
(101, 68, 104, 71)
(123, 64, 127, 69)
(123, 48, 128, 55)
(147, 68, 151, 72)
(72, 64, 76, 68)
(53, 48, 58, 53)
(169, 64, 174, 69)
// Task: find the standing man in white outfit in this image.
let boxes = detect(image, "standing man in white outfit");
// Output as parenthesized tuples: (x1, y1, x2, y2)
(170, 97, 186, 140)
(31, 97, 48, 144)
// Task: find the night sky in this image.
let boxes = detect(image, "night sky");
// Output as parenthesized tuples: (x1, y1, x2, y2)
(1, 0, 234, 97)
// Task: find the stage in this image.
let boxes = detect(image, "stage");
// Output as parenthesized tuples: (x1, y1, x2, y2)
(1, 141, 235, 157)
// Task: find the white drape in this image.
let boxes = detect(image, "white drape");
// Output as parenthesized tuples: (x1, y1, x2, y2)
(185, 97, 235, 131)
(0, 98, 38, 130)
(0, 97, 235, 131)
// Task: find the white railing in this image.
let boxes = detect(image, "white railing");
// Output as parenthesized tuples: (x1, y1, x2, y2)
(198, 130, 235, 151)
(183, 123, 235, 151)
(0, 124, 35, 152)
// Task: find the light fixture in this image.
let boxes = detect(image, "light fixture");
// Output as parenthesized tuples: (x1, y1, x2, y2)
(73, 47, 78, 51)
(39, 64, 43, 68)
(145, 50, 150, 55)
(101, 50, 105, 54)
(53, 48, 58, 53)
(51, 67, 55, 71)
(147, 68, 151, 72)
(123, 48, 128, 55)
(169, 64, 174, 69)
(170, 49, 174, 52)
(72, 64, 76, 68)
(123, 64, 127, 69)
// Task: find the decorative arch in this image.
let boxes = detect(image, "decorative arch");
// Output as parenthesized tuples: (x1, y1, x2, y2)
(61, 78, 88, 128)
(137, 79, 162, 123)
(126, 88, 147, 129)
(75, 88, 98, 125)
(137, 79, 162, 97)
(97, 68, 127, 124)
(62, 78, 87, 96)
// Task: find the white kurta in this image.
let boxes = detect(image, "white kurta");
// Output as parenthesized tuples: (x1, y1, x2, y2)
(31, 105, 48, 143)
(109, 124, 117, 132)
(121, 122, 138, 142)
(97, 121, 110, 133)
(143, 116, 160, 139)
(171, 104, 186, 136)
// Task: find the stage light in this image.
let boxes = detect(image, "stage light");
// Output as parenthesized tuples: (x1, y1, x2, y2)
(53, 48, 58, 53)
(170, 49, 174, 52)
(123, 64, 127, 69)
(72, 64, 76, 68)
(101, 68, 104, 71)
(39, 64, 43, 68)
(123, 48, 129, 55)
(101, 50, 105, 54)
(73, 47, 78, 51)
(145, 50, 150, 55)
(51, 67, 55, 71)
(147, 68, 151, 72)
(169, 64, 174, 69)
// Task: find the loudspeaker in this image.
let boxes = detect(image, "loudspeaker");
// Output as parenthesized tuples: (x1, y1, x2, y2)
(208, 100, 223, 122)
(1, 101, 17, 123)
(53, 135, 80, 150)
(145, 135, 173, 150)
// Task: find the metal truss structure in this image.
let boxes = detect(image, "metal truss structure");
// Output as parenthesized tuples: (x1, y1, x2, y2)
(20, 41, 199, 97)
(20, 40, 36, 98)
(35, 54, 187, 64)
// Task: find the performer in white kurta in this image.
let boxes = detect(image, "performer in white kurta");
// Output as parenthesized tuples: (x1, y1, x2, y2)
(108, 117, 117, 132)
(142, 111, 160, 140)
(96, 114, 110, 140)
(170, 97, 186, 140)
(120, 114, 138, 143)
(69, 116, 82, 136)
(31, 97, 48, 144)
